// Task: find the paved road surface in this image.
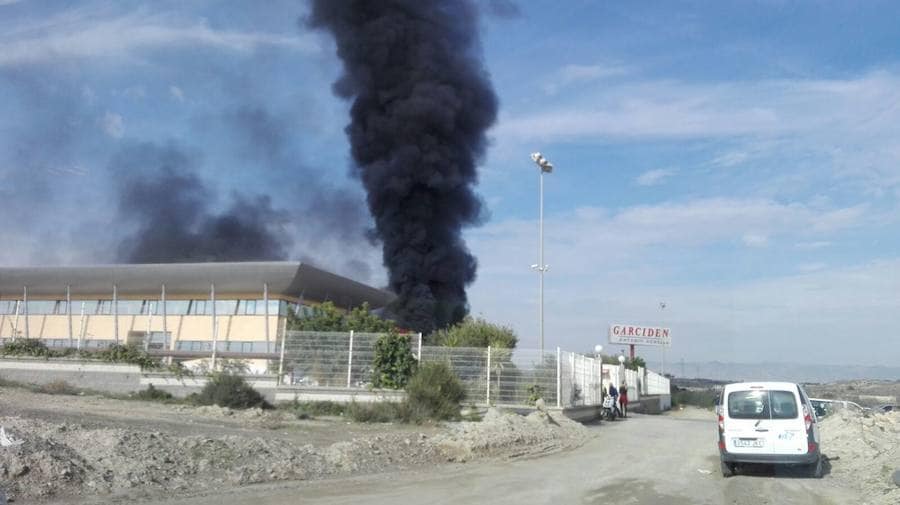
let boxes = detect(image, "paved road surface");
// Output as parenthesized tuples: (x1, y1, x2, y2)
(137, 412, 857, 505)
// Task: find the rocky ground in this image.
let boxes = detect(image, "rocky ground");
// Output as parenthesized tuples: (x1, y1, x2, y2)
(0, 388, 588, 503)
(819, 408, 900, 505)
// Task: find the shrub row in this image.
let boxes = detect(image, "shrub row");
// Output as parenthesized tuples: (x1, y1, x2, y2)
(0, 340, 161, 369)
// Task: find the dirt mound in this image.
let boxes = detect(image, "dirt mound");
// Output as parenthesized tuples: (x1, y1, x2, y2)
(433, 408, 588, 462)
(0, 408, 588, 502)
(820, 409, 900, 505)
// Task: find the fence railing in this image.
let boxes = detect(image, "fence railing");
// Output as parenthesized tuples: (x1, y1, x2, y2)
(280, 331, 669, 408)
(1, 332, 671, 408)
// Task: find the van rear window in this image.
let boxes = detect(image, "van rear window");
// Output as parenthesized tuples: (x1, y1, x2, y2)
(728, 390, 798, 420)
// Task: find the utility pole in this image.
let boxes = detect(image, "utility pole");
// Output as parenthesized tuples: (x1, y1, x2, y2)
(530, 152, 553, 355)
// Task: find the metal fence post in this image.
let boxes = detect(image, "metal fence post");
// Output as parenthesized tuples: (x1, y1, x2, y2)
(277, 327, 287, 385)
(485, 346, 491, 405)
(417, 332, 422, 361)
(556, 347, 561, 409)
(347, 330, 354, 388)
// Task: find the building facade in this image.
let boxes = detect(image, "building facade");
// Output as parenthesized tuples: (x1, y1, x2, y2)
(0, 262, 393, 354)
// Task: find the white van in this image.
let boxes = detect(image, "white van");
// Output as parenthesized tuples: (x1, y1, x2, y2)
(717, 382, 822, 478)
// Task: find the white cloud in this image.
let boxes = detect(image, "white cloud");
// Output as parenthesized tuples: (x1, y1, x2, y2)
(543, 63, 630, 94)
(635, 168, 676, 186)
(0, 10, 320, 66)
(741, 233, 768, 248)
(710, 150, 749, 167)
(169, 85, 185, 102)
(101, 112, 124, 138)
(467, 203, 900, 366)
(467, 197, 865, 280)
(796, 241, 832, 249)
(498, 71, 900, 141)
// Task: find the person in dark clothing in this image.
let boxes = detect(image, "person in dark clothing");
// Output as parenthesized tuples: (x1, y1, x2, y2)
(619, 383, 629, 418)
(608, 384, 621, 417)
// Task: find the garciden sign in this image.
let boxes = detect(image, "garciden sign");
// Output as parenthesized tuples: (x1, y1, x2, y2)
(609, 324, 671, 347)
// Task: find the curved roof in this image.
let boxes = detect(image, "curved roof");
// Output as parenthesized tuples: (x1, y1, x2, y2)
(0, 262, 395, 309)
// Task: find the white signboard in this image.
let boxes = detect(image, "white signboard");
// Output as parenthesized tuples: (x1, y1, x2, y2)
(609, 324, 671, 347)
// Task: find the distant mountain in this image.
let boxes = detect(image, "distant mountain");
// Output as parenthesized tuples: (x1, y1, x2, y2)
(645, 360, 900, 384)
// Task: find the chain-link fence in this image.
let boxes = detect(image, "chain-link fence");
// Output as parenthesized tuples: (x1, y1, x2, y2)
(278, 331, 670, 408)
(279, 330, 421, 388)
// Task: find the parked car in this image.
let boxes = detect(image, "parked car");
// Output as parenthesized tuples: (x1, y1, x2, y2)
(809, 398, 871, 418)
(717, 382, 823, 478)
(876, 404, 899, 414)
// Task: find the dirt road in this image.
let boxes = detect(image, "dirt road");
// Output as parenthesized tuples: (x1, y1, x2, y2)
(111, 410, 858, 505)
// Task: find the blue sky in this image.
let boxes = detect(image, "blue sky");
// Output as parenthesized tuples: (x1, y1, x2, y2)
(2, 1, 900, 367)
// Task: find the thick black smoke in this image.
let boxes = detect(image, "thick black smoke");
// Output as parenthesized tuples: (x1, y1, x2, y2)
(111, 142, 291, 263)
(309, 1, 498, 333)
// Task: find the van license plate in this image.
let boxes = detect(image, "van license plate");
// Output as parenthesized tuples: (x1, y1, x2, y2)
(733, 438, 765, 448)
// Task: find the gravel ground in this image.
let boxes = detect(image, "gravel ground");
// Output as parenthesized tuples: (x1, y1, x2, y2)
(819, 409, 900, 505)
(0, 388, 588, 503)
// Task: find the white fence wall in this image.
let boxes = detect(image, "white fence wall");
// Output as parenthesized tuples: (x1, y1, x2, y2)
(280, 332, 670, 408)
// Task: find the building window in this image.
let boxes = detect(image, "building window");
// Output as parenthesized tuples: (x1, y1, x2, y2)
(0, 300, 21, 315)
(96, 300, 112, 315)
(188, 300, 207, 315)
(214, 300, 238, 315)
(165, 300, 190, 315)
(25, 300, 57, 314)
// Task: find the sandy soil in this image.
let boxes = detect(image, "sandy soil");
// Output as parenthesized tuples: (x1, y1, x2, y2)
(0, 387, 587, 504)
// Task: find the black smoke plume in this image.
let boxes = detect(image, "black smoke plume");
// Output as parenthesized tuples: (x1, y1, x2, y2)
(112, 142, 291, 263)
(309, 0, 498, 333)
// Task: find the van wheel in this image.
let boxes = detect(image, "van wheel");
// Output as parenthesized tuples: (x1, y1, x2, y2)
(721, 460, 735, 478)
(808, 456, 824, 479)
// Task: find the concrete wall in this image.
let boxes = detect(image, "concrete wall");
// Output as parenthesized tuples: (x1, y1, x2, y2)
(630, 394, 672, 414)
(273, 388, 407, 404)
(0, 359, 405, 405)
(0, 358, 143, 395)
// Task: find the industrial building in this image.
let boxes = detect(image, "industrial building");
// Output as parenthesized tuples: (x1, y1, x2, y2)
(0, 262, 394, 353)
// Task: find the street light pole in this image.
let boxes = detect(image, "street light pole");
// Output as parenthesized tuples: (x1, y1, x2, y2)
(531, 152, 553, 355)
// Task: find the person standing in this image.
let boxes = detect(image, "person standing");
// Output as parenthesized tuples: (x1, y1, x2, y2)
(608, 384, 621, 417)
(620, 382, 629, 418)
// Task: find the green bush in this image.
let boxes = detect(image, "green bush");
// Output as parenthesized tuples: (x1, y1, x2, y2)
(671, 388, 719, 409)
(191, 372, 270, 409)
(281, 400, 347, 419)
(93, 344, 159, 370)
(526, 384, 544, 406)
(134, 384, 174, 402)
(404, 362, 466, 421)
(371, 332, 417, 389)
(1, 339, 54, 357)
(346, 401, 403, 423)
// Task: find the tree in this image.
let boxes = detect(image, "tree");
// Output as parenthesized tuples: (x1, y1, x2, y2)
(287, 301, 396, 332)
(345, 303, 395, 332)
(627, 356, 647, 370)
(371, 331, 417, 389)
(429, 316, 517, 349)
(287, 301, 345, 331)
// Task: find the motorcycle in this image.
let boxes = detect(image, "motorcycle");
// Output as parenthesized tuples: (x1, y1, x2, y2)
(602, 395, 618, 421)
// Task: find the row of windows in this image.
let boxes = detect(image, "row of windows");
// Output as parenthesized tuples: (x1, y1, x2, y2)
(0, 299, 314, 317)
(0, 338, 275, 353)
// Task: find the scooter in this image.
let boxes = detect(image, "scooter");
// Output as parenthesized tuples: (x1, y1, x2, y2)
(602, 395, 618, 421)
